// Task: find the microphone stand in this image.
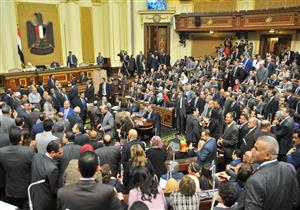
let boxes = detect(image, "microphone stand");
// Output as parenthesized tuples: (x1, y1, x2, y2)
(28, 179, 46, 210)
(210, 160, 216, 210)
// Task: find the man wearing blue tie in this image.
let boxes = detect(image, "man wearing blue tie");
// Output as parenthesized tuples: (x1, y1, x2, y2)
(67, 51, 78, 68)
(243, 54, 253, 74)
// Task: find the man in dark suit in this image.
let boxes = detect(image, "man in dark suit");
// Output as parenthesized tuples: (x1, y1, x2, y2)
(73, 123, 90, 146)
(244, 136, 298, 210)
(185, 107, 200, 145)
(0, 127, 34, 209)
(98, 78, 113, 100)
(67, 51, 78, 67)
(144, 104, 160, 135)
(57, 151, 121, 210)
(218, 112, 239, 164)
(121, 129, 145, 167)
(85, 80, 95, 103)
(68, 106, 83, 129)
(73, 92, 88, 123)
(0, 105, 16, 147)
(136, 51, 145, 75)
(47, 74, 57, 91)
(95, 134, 121, 177)
(285, 89, 297, 110)
(175, 91, 187, 134)
(272, 109, 294, 161)
(238, 114, 249, 147)
(190, 92, 205, 114)
(2, 88, 13, 108)
(69, 83, 78, 105)
(264, 89, 279, 121)
(31, 141, 63, 210)
(197, 130, 217, 169)
(265, 57, 276, 76)
(96, 52, 105, 66)
(227, 94, 240, 121)
(237, 117, 259, 157)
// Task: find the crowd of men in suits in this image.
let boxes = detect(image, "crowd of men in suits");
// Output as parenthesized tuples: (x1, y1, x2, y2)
(0, 40, 300, 209)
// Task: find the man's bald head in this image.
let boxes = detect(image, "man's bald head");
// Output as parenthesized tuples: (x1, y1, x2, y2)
(251, 136, 279, 164)
(128, 129, 138, 141)
(74, 106, 81, 114)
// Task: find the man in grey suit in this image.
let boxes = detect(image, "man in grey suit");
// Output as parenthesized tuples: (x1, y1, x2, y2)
(57, 151, 121, 210)
(0, 127, 34, 209)
(218, 112, 239, 164)
(0, 105, 16, 147)
(244, 136, 298, 210)
(175, 91, 187, 134)
(96, 52, 105, 66)
(255, 63, 268, 86)
(97, 105, 115, 138)
(185, 107, 201, 145)
(31, 140, 63, 210)
(35, 119, 57, 154)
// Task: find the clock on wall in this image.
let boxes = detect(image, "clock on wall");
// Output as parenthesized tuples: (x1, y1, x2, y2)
(153, 14, 161, 23)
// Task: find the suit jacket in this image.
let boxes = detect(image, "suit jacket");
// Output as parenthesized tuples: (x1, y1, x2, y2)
(35, 131, 58, 154)
(272, 117, 294, 155)
(31, 153, 59, 210)
(59, 107, 74, 120)
(57, 180, 121, 210)
(175, 97, 187, 117)
(208, 118, 222, 140)
(221, 122, 239, 159)
(69, 85, 78, 103)
(286, 95, 297, 110)
(31, 122, 44, 139)
(47, 79, 57, 91)
(264, 97, 278, 120)
(59, 143, 81, 187)
(266, 62, 276, 76)
(228, 101, 240, 120)
(256, 68, 268, 85)
(67, 55, 78, 67)
(237, 127, 259, 157)
(0, 145, 34, 198)
(72, 97, 88, 119)
(238, 123, 249, 146)
(74, 133, 90, 146)
(101, 111, 115, 138)
(243, 58, 253, 73)
(197, 138, 217, 169)
(85, 84, 95, 103)
(95, 145, 121, 177)
(244, 161, 298, 210)
(0, 115, 16, 147)
(144, 111, 160, 131)
(98, 83, 113, 98)
(68, 113, 83, 129)
(185, 114, 200, 143)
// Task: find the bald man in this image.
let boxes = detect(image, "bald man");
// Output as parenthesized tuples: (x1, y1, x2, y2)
(68, 106, 83, 128)
(244, 136, 298, 210)
(121, 129, 145, 167)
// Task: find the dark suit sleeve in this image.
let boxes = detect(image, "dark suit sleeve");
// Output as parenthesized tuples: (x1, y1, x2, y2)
(223, 127, 238, 147)
(48, 167, 59, 194)
(193, 119, 200, 141)
(197, 145, 210, 162)
(244, 177, 266, 210)
(271, 124, 287, 140)
(109, 189, 122, 210)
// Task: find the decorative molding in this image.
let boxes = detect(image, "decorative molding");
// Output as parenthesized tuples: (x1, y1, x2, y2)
(139, 9, 176, 26)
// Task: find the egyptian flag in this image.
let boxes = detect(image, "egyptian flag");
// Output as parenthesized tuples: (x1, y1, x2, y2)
(17, 27, 25, 65)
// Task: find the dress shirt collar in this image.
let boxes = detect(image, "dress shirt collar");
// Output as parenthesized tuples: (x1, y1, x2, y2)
(45, 152, 53, 160)
(257, 159, 277, 170)
(80, 178, 95, 181)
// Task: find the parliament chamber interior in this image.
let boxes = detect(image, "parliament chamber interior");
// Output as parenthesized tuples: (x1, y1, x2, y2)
(1, 0, 300, 210)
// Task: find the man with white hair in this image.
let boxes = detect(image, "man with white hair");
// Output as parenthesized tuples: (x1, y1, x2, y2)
(244, 136, 298, 210)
